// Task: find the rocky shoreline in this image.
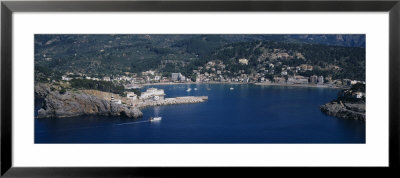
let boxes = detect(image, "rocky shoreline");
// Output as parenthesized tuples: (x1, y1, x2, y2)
(320, 101, 365, 120)
(35, 84, 143, 118)
(35, 83, 207, 119)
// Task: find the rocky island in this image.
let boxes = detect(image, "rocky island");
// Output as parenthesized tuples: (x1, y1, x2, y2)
(320, 83, 365, 120)
(35, 83, 207, 119)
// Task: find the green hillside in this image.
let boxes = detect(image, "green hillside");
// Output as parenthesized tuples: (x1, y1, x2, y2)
(35, 34, 365, 82)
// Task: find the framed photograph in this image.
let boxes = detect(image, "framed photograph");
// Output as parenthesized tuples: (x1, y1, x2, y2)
(1, 0, 399, 177)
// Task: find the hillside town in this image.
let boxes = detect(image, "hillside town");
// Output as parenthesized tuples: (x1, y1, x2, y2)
(59, 58, 365, 90)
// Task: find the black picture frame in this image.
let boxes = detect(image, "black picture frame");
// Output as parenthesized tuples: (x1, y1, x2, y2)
(1, 0, 399, 177)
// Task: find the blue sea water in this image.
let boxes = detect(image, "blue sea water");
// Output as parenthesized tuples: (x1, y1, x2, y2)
(34, 84, 365, 143)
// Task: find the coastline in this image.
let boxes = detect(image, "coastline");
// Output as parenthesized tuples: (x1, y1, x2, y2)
(140, 81, 345, 89)
(35, 83, 209, 119)
(139, 82, 248, 87)
(253, 82, 345, 89)
(140, 82, 189, 86)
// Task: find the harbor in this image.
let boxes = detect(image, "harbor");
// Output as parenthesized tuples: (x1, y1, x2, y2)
(35, 84, 365, 143)
(35, 83, 208, 119)
(82, 87, 208, 109)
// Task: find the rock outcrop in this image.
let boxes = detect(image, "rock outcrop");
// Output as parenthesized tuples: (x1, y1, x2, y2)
(35, 84, 208, 119)
(34, 83, 51, 98)
(35, 84, 142, 118)
(320, 101, 365, 120)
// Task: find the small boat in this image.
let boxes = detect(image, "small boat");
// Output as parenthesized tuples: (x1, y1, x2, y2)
(194, 88, 198, 91)
(230, 87, 234, 90)
(149, 117, 162, 122)
(186, 88, 192, 92)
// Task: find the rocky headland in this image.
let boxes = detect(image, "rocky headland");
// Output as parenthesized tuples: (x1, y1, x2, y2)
(320, 83, 366, 120)
(35, 83, 143, 118)
(35, 83, 208, 119)
(320, 101, 365, 120)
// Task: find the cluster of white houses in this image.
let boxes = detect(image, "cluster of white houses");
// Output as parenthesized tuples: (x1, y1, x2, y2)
(267, 75, 365, 87)
(285, 75, 324, 85)
(61, 71, 168, 89)
(189, 59, 335, 85)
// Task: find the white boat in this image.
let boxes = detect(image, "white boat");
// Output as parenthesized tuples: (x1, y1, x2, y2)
(150, 117, 162, 122)
(230, 87, 234, 90)
(186, 88, 192, 92)
(194, 88, 198, 91)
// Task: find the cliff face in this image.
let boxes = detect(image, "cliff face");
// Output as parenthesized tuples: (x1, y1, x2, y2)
(320, 101, 365, 120)
(35, 84, 142, 118)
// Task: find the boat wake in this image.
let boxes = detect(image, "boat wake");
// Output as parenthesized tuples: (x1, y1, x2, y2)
(115, 120, 150, 125)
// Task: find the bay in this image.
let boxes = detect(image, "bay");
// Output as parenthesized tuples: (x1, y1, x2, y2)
(35, 84, 365, 143)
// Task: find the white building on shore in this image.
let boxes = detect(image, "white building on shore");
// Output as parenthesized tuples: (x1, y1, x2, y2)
(140, 88, 165, 101)
(318, 76, 324, 85)
(287, 75, 308, 84)
(172, 73, 180, 81)
(127, 92, 138, 101)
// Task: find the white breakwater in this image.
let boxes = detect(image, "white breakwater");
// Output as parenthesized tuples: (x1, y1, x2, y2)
(137, 96, 208, 108)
